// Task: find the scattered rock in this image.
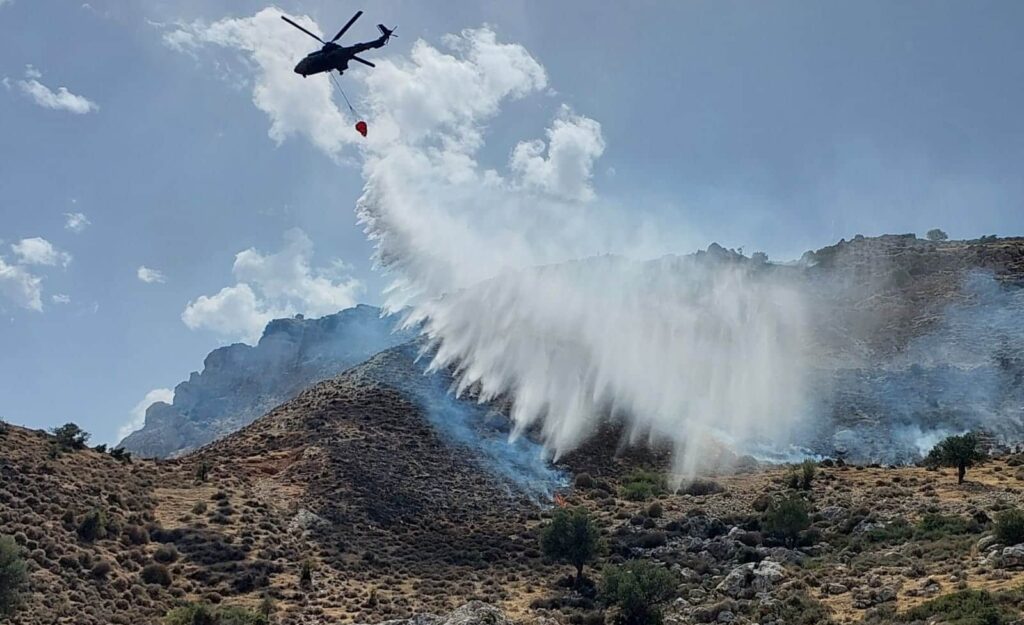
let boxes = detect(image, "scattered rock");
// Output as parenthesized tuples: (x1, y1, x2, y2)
(717, 561, 786, 599)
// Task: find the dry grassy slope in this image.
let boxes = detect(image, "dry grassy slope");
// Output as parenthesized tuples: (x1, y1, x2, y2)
(8, 405, 1024, 625)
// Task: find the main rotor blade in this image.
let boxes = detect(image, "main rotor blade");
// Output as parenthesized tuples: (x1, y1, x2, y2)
(281, 15, 325, 44)
(331, 10, 363, 42)
(351, 55, 376, 68)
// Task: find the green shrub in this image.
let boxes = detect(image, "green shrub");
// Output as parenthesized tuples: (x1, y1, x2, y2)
(299, 559, 313, 589)
(574, 473, 595, 489)
(763, 496, 811, 547)
(90, 560, 112, 579)
(154, 545, 178, 564)
(994, 509, 1024, 546)
(541, 507, 603, 583)
(0, 535, 28, 616)
(680, 479, 724, 496)
(901, 589, 1009, 625)
(621, 471, 665, 501)
(164, 603, 268, 625)
(800, 460, 816, 490)
(195, 462, 210, 484)
(141, 563, 172, 587)
(600, 560, 678, 625)
(916, 514, 977, 538)
(646, 502, 663, 519)
(77, 509, 106, 542)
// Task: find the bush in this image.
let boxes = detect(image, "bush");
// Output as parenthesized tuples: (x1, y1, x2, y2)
(164, 603, 268, 625)
(541, 507, 603, 584)
(800, 460, 816, 490)
(78, 509, 107, 542)
(680, 479, 724, 496)
(90, 560, 112, 579)
(299, 559, 313, 589)
(901, 589, 1009, 625)
(141, 563, 173, 587)
(124, 524, 149, 546)
(154, 545, 179, 564)
(994, 509, 1024, 546)
(0, 535, 28, 616)
(574, 473, 595, 489)
(621, 471, 665, 501)
(600, 560, 678, 625)
(195, 462, 210, 484)
(926, 228, 949, 242)
(763, 497, 811, 547)
(926, 433, 987, 484)
(646, 503, 663, 519)
(51, 423, 90, 451)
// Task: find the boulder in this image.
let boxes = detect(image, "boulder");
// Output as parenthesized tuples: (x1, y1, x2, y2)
(717, 561, 786, 599)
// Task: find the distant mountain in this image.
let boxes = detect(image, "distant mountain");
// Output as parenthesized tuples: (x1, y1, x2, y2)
(118, 304, 416, 458)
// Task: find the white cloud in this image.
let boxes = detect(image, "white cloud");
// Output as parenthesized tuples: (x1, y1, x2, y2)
(0, 257, 43, 311)
(137, 265, 166, 284)
(51, 293, 70, 304)
(510, 106, 605, 201)
(0, 0, 13, 8)
(12, 237, 71, 267)
(64, 212, 90, 233)
(165, 9, 354, 157)
(17, 66, 98, 114)
(181, 229, 362, 343)
(117, 388, 174, 443)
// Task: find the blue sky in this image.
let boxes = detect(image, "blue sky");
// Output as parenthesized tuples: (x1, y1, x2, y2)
(1, 0, 1022, 444)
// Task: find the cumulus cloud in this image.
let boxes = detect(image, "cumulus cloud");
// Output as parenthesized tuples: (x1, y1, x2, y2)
(137, 265, 166, 284)
(64, 212, 90, 233)
(181, 229, 363, 343)
(17, 67, 98, 114)
(510, 106, 605, 201)
(117, 388, 174, 443)
(12, 237, 71, 267)
(165, 9, 354, 157)
(0, 257, 43, 311)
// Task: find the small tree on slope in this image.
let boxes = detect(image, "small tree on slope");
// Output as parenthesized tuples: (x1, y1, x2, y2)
(541, 506, 602, 585)
(926, 432, 987, 485)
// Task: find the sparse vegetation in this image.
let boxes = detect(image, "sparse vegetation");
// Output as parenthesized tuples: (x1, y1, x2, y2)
(600, 560, 677, 625)
(196, 461, 211, 483)
(541, 507, 603, 584)
(926, 432, 987, 484)
(926, 228, 949, 242)
(299, 559, 314, 589)
(164, 602, 268, 625)
(0, 535, 28, 616)
(900, 589, 1012, 625)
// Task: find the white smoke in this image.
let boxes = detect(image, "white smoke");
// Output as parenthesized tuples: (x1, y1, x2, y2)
(176, 14, 814, 478)
(352, 29, 812, 478)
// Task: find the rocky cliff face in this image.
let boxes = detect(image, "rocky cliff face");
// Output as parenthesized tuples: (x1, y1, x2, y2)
(118, 304, 415, 458)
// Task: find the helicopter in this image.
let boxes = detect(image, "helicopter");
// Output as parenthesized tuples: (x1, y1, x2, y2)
(282, 11, 395, 78)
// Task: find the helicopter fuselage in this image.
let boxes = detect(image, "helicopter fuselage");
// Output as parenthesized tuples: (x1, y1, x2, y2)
(293, 33, 389, 77)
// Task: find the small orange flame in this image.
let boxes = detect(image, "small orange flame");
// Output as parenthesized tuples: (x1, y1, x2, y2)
(553, 493, 567, 508)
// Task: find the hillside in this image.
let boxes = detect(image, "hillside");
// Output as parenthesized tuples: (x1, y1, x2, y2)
(119, 305, 415, 458)
(9, 389, 1024, 624)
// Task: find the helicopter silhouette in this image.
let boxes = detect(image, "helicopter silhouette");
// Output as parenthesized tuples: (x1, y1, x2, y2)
(282, 11, 395, 78)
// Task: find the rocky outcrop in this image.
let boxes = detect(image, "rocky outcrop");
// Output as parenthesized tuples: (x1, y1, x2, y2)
(118, 305, 415, 457)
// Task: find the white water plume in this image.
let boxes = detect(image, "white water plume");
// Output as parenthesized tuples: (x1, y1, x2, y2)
(352, 29, 813, 478)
